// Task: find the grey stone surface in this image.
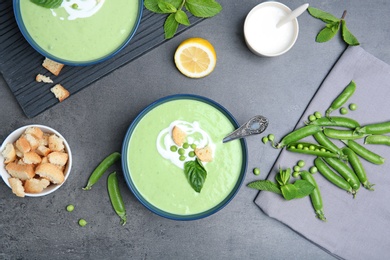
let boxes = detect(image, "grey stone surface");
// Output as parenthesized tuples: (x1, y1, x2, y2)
(1, 0, 389, 259)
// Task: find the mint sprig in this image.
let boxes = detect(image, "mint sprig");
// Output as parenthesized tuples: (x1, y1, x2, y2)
(308, 7, 360, 46)
(30, 0, 63, 9)
(144, 0, 222, 39)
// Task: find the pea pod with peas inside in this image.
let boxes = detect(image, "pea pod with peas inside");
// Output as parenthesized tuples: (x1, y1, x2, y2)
(286, 142, 341, 159)
(354, 121, 390, 135)
(323, 157, 360, 191)
(276, 125, 322, 149)
(342, 139, 385, 165)
(325, 80, 356, 117)
(313, 131, 345, 157)
(107, 171, 127, 226)
(342, 147, 374, 190)
(299, 170, 326, 221)
(83, 152, 121, 190)
(314, 157, 356, 197)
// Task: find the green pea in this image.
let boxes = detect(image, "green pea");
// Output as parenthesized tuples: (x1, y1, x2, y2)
(340, 107, 348, 115)
(292, 171, 300, 178)
(314, 111, 322, 119)
(253, 168, 260, 175)
(262, 136, 269, 144)
(309, 166, 318, 174)
(178, 148, 185, 155)
(309, 145, 315, 150)
(267, 134, 275, 141)
(66, 204, 74, 212)
(183, 142, 189, 149)
(170, 145, 178, 152)
(297, 160, 305, 167)
(308, 114, 317, 122)
(191, 144, 197, 149)
(297, 144, 303, 149)
(293, 165, 300, 172)
(188, 151, 196, 157)
(78, 219, 87, 227)
(179, 155, 186, 161)
(349, 103, 357, 111)
(72, 3, 78, 9)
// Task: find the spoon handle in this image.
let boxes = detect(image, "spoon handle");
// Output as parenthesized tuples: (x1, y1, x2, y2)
(223, 115, 268, 143)
(276, 3, 309, 28)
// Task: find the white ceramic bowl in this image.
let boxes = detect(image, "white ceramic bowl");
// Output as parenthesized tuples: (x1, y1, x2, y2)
(0, 125, 72, 197)
(244, 1, 299, 57)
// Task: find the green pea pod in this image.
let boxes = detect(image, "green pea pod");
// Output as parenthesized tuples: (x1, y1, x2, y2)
(323, 128, 364, 140)
(364, 135, 390, 146)
(107, 171, 127, 226)
(342, 139, 385, 165)
(342, 147, 374, 190)
(325, 80, 356, 117)
(299, 171, 326, 221)
(309, 116, 360, 129)
(355, 121, 390, 135)
(276, 125, 322, 148)
(314, 157, 355, 196)
(287, 142, 340, 158)
(313, 131, 344, 156)
(323, 157, 360, 191)
(83, 152, 121, 190)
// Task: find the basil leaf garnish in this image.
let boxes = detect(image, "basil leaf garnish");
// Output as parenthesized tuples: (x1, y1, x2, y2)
(184, 159, 207, 193)
(30, 0, 63, 9)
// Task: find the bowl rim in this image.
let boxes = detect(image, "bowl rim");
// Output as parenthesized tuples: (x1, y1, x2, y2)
(0, 124, 72, 197)
(121, 94, 248, 221)
(243, 1, 299, 57)
(12, 0, 144, 66)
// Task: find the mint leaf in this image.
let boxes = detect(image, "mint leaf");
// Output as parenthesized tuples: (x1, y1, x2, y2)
(164, 13, 179, 39)
(184, 159, 207, 193)
(145, 0, 182, 14)
(316, 22, 339, 42)
(341, 20, 360, 46)
(307, 7, 339, 23)
(185, 0, 222, 18)
(175, 9, 191, 26)
(280, 184, 298, 200)
(292, 180, 315, 198)
(30, 0, 63, 8)
(247, 180, 281, 194)
(158, 1, 177, 13)
(275, 167, 291, 186)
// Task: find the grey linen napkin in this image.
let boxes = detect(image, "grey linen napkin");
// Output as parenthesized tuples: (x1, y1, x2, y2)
(255, 46, 390, 260)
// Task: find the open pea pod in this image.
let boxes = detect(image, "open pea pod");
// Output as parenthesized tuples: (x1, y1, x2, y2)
(287, 142, 341, 159)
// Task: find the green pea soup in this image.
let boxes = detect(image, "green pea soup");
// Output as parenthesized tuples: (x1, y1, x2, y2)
(123, 97, 246, 219)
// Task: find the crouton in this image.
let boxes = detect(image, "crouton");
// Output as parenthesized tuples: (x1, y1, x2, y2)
(2, 143, 16, 164)
(24, 178, 50, 193)
(172, 126, 187, 146)
(35, 163, 64, 184)
(35, 74, 53, 83)
(48, 134, 65, 152)
(50, 84, 69, 102)
(15, 136, 31, 154)
(8, 178, 25, 197)
(36, 145, 51, 157)
(195, 146, 213, 162)
(42, 57, 64, 76)
(24, 133, 39, 150)
(5, 162, 35, 180)
(25, 127, 44, 140)
(23, 151, 42, 165)
(47, 151, 68, 166)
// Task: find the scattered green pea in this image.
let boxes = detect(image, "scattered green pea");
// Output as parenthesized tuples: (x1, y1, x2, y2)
(262, 136, 269, 144)
(78, 219, 87, 227)
(253, 168, 260, 175)
(293, 165, 301, 172)
(308, 114, 317, 122)
(66, 204, 74, 212)
(188, 151, 196, 157)
(170, 145, 177, 152)
(182, 142, 189, 149)
(292, 171, 300, 178)
(349, 103, 357, 111)
(267, 134, 275, 142)
(314, 111, 322, 119)
(297, 160, 305, 167)
(340, 107, 348, 115)
(178, 148, 185, 155)
(179, 155, 186, 161)
(191, 144, 197, 149)
(310, 166, 318, 174)
(72, 3, 78, 9)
